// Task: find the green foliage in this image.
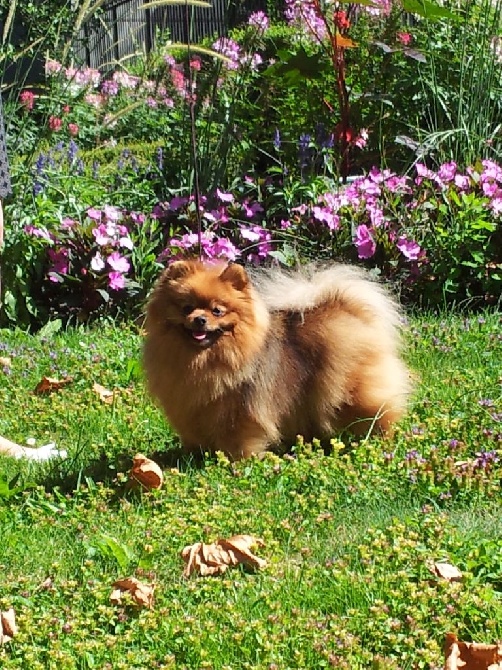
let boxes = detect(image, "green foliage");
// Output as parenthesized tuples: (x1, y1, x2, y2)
(0, 315, 501, 668)
(414, 0, 502, 165)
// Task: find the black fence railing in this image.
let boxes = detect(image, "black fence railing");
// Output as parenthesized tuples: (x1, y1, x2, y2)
(74, 0, 272, 70)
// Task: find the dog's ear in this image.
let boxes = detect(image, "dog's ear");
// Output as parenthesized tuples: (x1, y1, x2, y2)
(164, 260, 196, 281)
(219, 263, 249, 291)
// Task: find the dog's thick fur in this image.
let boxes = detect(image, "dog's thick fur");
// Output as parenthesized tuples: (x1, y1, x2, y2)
(143, 260, 411, 460)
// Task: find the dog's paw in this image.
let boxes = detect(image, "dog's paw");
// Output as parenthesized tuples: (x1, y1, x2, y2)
(15, 443, 68, 462)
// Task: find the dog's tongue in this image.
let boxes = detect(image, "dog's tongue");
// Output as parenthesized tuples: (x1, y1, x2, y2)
(192, 331, 207, 341)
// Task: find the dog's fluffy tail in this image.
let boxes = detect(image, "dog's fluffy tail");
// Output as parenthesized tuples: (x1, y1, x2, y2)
(252, 263, 403, 336)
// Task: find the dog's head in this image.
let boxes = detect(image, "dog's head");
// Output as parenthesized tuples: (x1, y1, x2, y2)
(148, 260, 252, 349)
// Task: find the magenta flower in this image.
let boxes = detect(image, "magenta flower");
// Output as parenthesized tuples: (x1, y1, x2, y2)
(248, 11, 269, 30)
(107, 252, 130, 274)
(354, 224, 376, 259)
(108, 271, 126, 290)
(24, 225, 53, 242)
(312, 206, 340, 230)
(397, 236, 422, 260)
(216, 188, 234, 203)
(87, 207, 102, 221)
(437, 161, 457, 183)
(47, 248, 69, 279)
(92, 224, 110, 246)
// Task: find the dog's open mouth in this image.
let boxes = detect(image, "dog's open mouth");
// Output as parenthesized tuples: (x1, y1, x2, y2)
(185, 327, 223, 348)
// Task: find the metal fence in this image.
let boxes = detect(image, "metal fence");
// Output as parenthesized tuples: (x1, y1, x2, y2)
(74, 0, 271, 70)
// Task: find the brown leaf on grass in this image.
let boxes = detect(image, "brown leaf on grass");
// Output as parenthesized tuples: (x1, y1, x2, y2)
(34, 375, 73, 394)
(445, 633, 502, 669)
(110, 577, 154, 609)
(0, 356, 12, 369)
(181, 534, 266, 578)
(93, 382, 115, 404)
(432, 561, 463, 582)
(129, 453, 164, 490)
(0, 608, 18, 645)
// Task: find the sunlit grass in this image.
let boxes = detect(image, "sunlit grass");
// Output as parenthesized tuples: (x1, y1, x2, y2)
(0, 311, 500, 669)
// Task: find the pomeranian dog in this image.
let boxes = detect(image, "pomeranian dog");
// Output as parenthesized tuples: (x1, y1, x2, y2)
(143, 260, 411, 460)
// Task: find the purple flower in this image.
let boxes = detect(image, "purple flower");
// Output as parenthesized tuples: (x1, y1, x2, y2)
(107, 252, 130, 274)
(354, 224, 376, 259)
(47, 248, 69, 279)
(216, 188, 234, 204)
(87, 207, 102, 221)
(248, 11, 269, 30)
(312, 206, 340, 230)
(93, 224, 110, 246)
(437, 161, 457, 182)
(396, 236, 422, 261)
(108, 271, 125, 290)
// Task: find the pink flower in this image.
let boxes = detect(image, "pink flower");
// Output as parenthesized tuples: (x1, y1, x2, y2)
(397, 236, 422, 260)
(92, 224, 110, 246)
(397, 32, 412, 46)
(68, 123, 79, 137)
(354, 224, 376, 259)
(216, 188, 234, 203)
(45, 59, 62, 76)
(108, 271, 126, 290)
(107, 251, 130, 274)
(248, 11, 269, 31)
(312, 206, 340, 230)
(490, 197, 502, 215)
(19, 90, 35, 111)
(47, 248, 69, 279)
(48, 116, 62, 132)
(190, 58, 202, 71)
(354, 128, 369, 149)
(437, 161, 457, 183)
(24, 225, 53, 241)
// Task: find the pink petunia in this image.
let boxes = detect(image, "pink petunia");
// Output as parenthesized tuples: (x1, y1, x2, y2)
(107, 252, 130, 274)
(108, 271, 125, 290)
(92, 224, 110, 246)
(396, 236, 422, 260)
(354, 224, 376, 259)
(216, 188, 234, 203)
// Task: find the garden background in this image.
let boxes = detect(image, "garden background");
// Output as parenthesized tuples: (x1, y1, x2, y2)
(0, 1, 501, 669)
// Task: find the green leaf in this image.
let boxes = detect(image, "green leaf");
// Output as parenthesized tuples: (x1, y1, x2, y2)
(402, 0, 460, 20)
(37, 319, 63, 340)
(94, 535, 133, 571)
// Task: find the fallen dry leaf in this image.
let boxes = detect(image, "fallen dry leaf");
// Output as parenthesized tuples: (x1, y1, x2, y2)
(34, 375, 73, 394)
(445, 633, 502, 669)
(93, 382, 115, 404)
(0, 356, 12, 369)
(110, 577, 154, 609)
(0, 608, 17, 645)
(432, 561, 463, 582)
(129, 453, 164, 491)
(181, 534, 266, 578)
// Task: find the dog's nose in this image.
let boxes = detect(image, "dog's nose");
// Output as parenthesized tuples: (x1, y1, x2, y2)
(193, 315, 207, 328)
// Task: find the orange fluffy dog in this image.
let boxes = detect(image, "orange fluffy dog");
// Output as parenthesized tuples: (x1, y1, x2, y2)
(143, 260, 411, 460)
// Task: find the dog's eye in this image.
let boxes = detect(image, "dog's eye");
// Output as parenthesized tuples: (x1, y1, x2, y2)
(182, 305, 194, 316)
(211, 306, 224, 317)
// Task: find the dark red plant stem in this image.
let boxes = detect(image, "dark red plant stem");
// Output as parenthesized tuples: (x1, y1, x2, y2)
(312, 0, 351, 182)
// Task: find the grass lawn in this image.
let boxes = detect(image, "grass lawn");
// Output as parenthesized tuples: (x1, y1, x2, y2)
(0, 311, 501, 669)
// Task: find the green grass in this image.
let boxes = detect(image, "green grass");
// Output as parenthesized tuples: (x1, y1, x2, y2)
(0, 312, 501, 669)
